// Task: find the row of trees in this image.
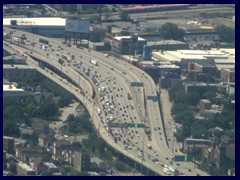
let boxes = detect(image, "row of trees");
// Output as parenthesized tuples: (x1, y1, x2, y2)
(215, 24, 235, 43)
(3, 96, 59, 137)
(61, 113, 92, 135)
(159, 23, 235, 43)
(3, 76, 76, 137)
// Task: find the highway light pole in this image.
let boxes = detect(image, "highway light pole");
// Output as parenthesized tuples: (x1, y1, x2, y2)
(78, 72, 81, 89)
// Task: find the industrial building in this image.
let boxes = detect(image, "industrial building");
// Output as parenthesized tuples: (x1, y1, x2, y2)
(152, 48, 235, 68)
(88, 41, 111, 51)
(183, 31, 219, 41)
(147, 40, 189, 51)
(138, 61, 181, 82)
(111, 34, 147, 57)
(139, 22, 161, 32)
(3, 64, 38, 81)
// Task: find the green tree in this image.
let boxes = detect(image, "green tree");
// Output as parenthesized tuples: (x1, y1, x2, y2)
(104, 12, 111, 20)
(215, 25, 235, 43)
(191, 120, 208, 139)
(3, 121, 20, 137)
(202, 91, 216, 99)
(119, 11, 130, 21)
(159, 22, 185, 40)
(37, 101, 58, 119)
(89, 28, 105, 42)
(113, 161, 130, 172)
(9, 163, 17, 175)
(112, 8, 117, 12)
(186, 92, 201, 105)
(89, 15, 101, 23)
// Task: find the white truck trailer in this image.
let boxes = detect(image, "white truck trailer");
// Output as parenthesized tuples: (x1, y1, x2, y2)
(90, 59, 98, 66)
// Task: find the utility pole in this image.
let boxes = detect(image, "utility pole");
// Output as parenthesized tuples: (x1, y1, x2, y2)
(99, 4, 102, 24)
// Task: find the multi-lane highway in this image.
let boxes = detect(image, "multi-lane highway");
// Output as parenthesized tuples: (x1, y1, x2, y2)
(3, 27, 209, 176)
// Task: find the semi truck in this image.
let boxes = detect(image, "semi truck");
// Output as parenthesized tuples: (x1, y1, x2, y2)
(90, 59, 98, 66)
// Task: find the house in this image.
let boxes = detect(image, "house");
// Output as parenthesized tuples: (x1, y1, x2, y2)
(74, 151, 90, 172)
(52, 140, 72, 160)
(17, 162, 36, 176)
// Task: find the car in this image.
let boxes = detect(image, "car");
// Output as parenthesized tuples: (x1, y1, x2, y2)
(176, 163, 180, 166)
(188, 169, 192, 172)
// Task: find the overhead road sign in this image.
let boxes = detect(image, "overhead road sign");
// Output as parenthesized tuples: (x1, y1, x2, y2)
(131, 82, 144, 87)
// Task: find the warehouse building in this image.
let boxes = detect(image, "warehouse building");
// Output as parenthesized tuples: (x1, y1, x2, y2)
(3, 17, 66, 37)
(152, 48, 235, 68)
(147, 40, 189, 51)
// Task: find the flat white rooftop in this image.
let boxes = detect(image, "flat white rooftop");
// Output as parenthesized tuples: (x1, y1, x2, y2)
(3, 85, 24, 92)
(114, 36, 146, 41)
(153, 48, 235, 63)
(18, 162, 35, 172)
(3, 17, 66, 26)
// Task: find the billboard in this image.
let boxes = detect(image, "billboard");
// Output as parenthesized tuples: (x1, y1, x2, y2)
(65, 19, 89, 33)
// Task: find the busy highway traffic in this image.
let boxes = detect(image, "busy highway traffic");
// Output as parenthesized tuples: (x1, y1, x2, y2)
(3, 27, 209, 176)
